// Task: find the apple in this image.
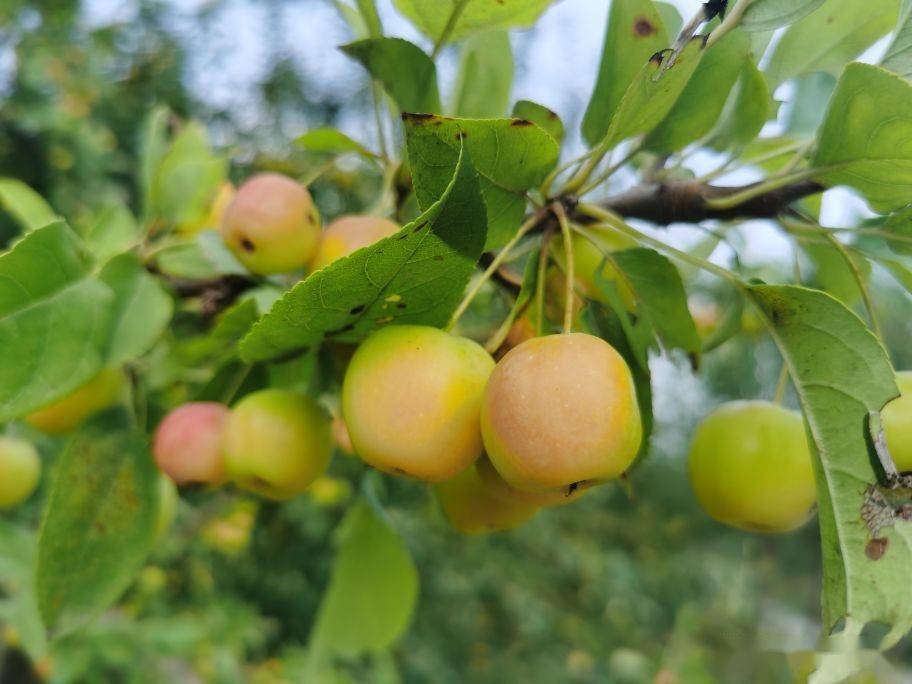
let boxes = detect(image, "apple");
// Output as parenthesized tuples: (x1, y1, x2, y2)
(0, 437, 40, 509)
(342, 325, 494, 482)
(224, 389, 332, 500)
(221, 173, 321, 274)
(153, 402, 230, 486)
(26, 368, 126, 435)
(882, 370, 912, 472)
(310, 215, 400, 270)
(481, 333, 641, 494)
(688, 400, 816, 533)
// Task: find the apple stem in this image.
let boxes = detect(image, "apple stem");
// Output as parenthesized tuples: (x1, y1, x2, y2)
(553, 202, 575, 335)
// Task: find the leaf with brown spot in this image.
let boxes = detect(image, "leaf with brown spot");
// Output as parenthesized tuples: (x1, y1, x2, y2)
(582, 0, 671, 147)
(749, 285, 912, 646)
(36, 410, 160, 630)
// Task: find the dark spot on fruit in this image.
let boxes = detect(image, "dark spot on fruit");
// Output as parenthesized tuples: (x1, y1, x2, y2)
(349, 305, 365, 315)
(511, 119, 533, 127)
(567, 482, 580, 497)
(240, 237, 255, 252)
(633, 17, 657, 37)
(866, 537, 889, 560)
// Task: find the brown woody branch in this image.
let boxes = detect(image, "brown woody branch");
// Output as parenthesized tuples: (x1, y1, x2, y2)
(586, 179, 824, 226)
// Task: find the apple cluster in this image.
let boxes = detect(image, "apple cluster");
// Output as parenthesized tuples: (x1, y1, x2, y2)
(6, 173, 912, 543)
(153, 390, 333, 500)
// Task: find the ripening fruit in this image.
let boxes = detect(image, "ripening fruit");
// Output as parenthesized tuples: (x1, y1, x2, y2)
(153, 402, 231, 486)
(434, 460, 539, 534)
(0, 437, 41, 509)
(224, 389, 332, 500)
(882, 371, 912, 472)
(311, 215, 400, 270)
(26, 368, 126, 435)
(481, 333, 642, 494)
(221, 173, 321, 275)
(342, 325, 495, 482)
(688, 400, 816, 533)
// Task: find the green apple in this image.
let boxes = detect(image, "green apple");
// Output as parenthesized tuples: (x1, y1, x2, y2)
(153, 402, 230, 486)
(342, 325, 495, 482)
(0, 436, 41, 509)
(481, 333, 641, 494)
(688, 400, 816, 533)
(883, 370, 912, 472)
(224, 389, 332, 500)
(26, 368, 126, 435)
(221, 172, 321, 275)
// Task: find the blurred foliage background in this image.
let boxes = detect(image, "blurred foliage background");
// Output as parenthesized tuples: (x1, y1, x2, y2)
(1, 1, 912, 682)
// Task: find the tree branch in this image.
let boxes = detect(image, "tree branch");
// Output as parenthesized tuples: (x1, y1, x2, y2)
(588, 179, 824, 225)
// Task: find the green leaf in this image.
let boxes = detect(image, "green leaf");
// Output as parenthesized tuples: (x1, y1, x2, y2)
(240, 145, 485, 362)
(295, 128, 378, 159)
(612, 247, 701, 357)
(709, 61, 771, 150)
(84, 203, 141, 265)
(150, 123, 227, 230)
(342, 38, 441, 113)
(0, 222, 115, 421)
(0, 521, 46, 659)
(740, 0, 826, 31)
(355, 0, 383, 37)
(99, 253, 173, 365)
(392, 0, 555, 43)
(766, 0, 900, 87)
(451, 31, 513, 118)
(786, 72, 837, 136)
(594, 38, 704, 151)
(748, 285, 912, 643)
(645, 30, 751, 153)
(511, 100, 564, 146)
(581, 0, 669, 147)
(881, 1, 912, 79)
(799, 237, 871, 306)
(882, 207, 912, 255)
(655, 2, 682, 37)
(0, 178, 58, 232)
(700, 293, 744, 353)
(37, 413, 160, 630)
(308, 498, 418, 658)
(812, 63, 912, 213)
(403, 115, 558, 249)
(138, 106, 171, 220)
